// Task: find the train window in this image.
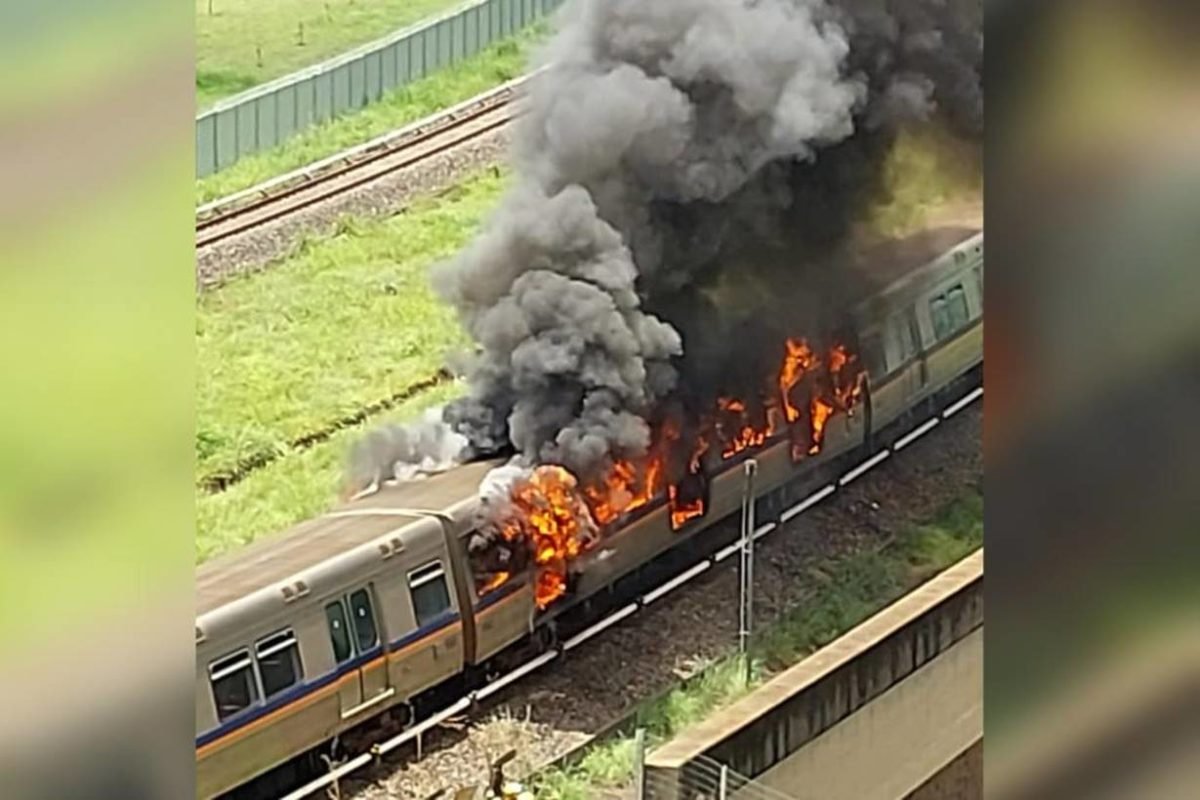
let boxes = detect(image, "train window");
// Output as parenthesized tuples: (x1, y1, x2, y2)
(209, 650, 260, 722)
(255, 629, 303, 699)
(893, 314, 916, 359)
(408, 562, 452, 627)
(325, 602, 353, 664)
(947, 285, 969, 328)
(861, 333, 886, 377)
(930, 295, 952, 340)
(906, 310, 923, 353)
(348, 588, 379, 653)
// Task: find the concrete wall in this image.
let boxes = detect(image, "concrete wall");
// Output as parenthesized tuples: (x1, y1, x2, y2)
(645, 552, 983, 799)
(906, 740, 983, 800)
(755, 628, 982, 800)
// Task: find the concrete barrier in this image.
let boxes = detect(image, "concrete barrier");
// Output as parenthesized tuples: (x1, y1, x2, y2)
(645, 551, 983, 799)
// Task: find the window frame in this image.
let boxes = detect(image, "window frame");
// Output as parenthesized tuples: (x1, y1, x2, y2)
(208, 648, 261, 723)
(930, 293, 952, 340)
(254, 628, 303, 700)
(325, 600, 355, 664)
(888, 310, 919, 364)
(906, 309, 923, 352)
(946, 284, 969, 328)
(860, 331, 886, 379)
(347, 587, 380, 654)
(408, 561, 453, 628)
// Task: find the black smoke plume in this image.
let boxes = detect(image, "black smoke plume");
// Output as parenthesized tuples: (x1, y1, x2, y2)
(350, 0, 982, 489)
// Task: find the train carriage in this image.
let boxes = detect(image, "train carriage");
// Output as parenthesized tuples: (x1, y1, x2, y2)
(195, 226, 983, 799)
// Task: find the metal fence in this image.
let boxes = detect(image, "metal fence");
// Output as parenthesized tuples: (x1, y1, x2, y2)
(196, 0, 563, 177)
(642, 754, 802, 800)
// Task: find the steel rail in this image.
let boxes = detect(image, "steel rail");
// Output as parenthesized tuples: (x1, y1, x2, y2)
(195, 73, 535, 249)
(278, 385, 984, 800)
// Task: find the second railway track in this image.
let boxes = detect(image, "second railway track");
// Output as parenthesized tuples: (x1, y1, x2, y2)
(195, 75, 530, 250)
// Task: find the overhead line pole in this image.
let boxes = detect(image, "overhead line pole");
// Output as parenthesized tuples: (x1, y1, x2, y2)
(739, 458, 758, 682)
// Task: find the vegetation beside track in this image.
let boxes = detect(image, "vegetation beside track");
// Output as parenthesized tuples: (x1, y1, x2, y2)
(196, 28, 544, 204)
(531, 487, 984, 798)
(196, 381, 462, 562)
(196, 169, 507, 497)
(197, 0, 472, 109)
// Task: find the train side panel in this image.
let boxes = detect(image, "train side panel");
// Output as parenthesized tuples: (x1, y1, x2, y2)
(472, 579, 536, 664)
(196, 606, 334, 799)
(566, 410, 866, 607)
(925, 320, 983, 391)
(381, 535, 466, 702)
(196, 231, 984, 798)
(197, 515, 472, 798)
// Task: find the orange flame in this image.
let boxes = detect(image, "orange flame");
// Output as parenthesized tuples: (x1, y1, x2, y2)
(809, 397, 835, 454)
(470, 336, 867, 611)
(779, 338, 817, 423)
(506, 466, 599, 609)
(668, 484, 706, 529)
(717, 397, 769, 460)
(477, 570, 510, 595)
(828, 344, 866, 412)
(689, 435, 710, 472)
(584, 454, 665, 526)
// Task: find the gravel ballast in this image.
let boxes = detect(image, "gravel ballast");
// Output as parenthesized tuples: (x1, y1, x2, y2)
(196, 126, 512, 291)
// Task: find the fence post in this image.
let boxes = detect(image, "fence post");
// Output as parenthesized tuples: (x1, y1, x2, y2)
(633, 727, 646, 798)
(719, 764, 729, 799)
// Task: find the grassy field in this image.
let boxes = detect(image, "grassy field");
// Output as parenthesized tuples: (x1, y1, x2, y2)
(197, 168, 507, 492)
(197, 381, 462, 561)
(533, 488, 984, 798)
(197, 29, 542, 203)
(197, 0, 471, 109)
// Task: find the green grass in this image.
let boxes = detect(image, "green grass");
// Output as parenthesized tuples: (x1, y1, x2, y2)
(197, 30, 542, 204)
(197, 0, 473, 109)
(196, 168, 508, 487)
(196, 381, 463, 562)
(532, 487, 984, 798)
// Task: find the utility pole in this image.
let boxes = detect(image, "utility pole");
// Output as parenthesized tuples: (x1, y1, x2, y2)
(738, 458, 757, 681)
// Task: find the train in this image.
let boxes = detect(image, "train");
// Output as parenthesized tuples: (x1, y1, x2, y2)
(195, 225, 983, 799)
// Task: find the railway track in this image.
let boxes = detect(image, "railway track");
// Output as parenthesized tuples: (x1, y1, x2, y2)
(279, 387, 983, 800)
(195, 75, 530, 250)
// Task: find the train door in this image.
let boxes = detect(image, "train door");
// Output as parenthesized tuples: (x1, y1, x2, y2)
(906, 308, 929, 390)
(324, 584, 394, 719)
(881, 308, 924, 418)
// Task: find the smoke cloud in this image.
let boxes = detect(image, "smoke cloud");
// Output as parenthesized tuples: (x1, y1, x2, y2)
(350, 0, 982, 490)
(345, 408, 470, 492)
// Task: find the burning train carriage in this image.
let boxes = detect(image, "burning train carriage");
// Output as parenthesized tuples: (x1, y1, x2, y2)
(194, 227, 983, 799)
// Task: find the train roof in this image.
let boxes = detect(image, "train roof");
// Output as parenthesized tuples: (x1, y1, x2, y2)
(843, 223, 982, 306)
(195, 458, 499, 617)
